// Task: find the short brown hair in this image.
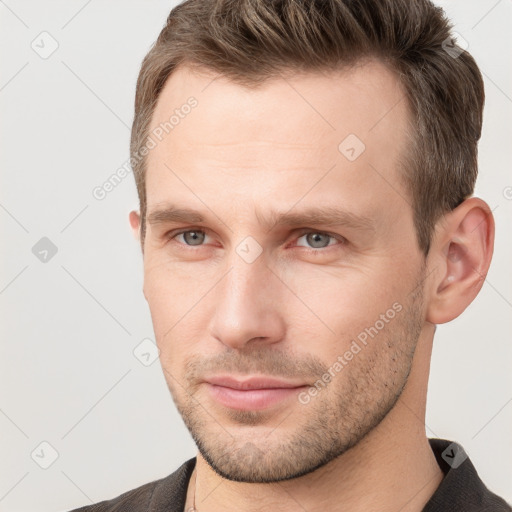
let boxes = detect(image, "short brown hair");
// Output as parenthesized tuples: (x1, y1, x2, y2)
(131, 0, 484, 254)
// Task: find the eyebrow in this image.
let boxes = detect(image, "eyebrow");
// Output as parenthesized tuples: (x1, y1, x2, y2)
(147, 206, 205, 226)
(146, 204, 375, 232)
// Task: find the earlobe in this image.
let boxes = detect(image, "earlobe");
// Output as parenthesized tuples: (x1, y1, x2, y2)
(129, 210, 141, 241)
(426, 198, 494, 324)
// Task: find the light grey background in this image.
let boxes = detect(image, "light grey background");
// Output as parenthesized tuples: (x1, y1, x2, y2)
(0, 1, 511, 510)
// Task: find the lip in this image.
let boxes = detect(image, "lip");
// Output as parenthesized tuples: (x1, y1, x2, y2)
(205, 375, 306, 390)
(203, 375, 308, 411)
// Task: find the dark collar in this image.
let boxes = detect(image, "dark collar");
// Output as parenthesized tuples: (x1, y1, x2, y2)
(423, 438, 511, 511)
(147, 439, 511, 511)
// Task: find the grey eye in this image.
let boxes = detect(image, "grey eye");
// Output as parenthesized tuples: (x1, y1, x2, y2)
(297, 232, 334, 249)
(181, 231, 206, 246)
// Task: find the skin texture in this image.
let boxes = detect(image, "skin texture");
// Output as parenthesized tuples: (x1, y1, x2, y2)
(129, 60, 494, 511)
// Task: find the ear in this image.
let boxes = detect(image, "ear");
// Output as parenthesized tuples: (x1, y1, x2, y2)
(426, 197, 494, 324)
(129, 210, 141, 242)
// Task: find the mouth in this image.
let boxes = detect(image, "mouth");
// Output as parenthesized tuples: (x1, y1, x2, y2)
(203, 375, 309, 411)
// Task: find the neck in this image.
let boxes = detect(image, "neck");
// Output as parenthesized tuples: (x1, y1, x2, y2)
(186, 325, 443, 512)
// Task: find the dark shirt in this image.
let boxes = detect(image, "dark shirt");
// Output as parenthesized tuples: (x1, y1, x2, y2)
(67, 438, 511, 511)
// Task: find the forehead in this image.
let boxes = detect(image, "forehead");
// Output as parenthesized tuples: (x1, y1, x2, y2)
(150, 59, 407, 145)
(145, 60, 411, 229)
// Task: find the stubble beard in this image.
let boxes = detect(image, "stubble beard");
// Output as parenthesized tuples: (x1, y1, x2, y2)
(164, 279, 425, 483)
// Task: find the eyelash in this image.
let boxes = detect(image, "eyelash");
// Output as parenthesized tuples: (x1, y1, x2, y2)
(165, 228, 346, 253)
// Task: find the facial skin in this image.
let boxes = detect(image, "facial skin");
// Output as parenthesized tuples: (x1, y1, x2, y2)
(130, 60, 494, 511)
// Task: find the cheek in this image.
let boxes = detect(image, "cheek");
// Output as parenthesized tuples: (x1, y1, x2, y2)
(282, 265, 404, 340)
(143, 255, 208, 323)
(277, 264, 416, 373)
(143, 261, 203, 360)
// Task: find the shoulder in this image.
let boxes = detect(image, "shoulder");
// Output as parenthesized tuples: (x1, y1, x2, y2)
(67, 480, 157, 512)
(65, 458, 196, 512)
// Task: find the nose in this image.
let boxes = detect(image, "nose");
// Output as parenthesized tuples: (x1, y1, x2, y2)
(208, 254, 286, 350)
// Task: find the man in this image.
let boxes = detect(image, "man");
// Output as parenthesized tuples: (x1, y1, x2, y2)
(69, 0, 511, 510)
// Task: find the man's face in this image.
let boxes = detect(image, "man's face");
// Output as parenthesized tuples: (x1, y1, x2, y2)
(139, 61, 427, 482)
